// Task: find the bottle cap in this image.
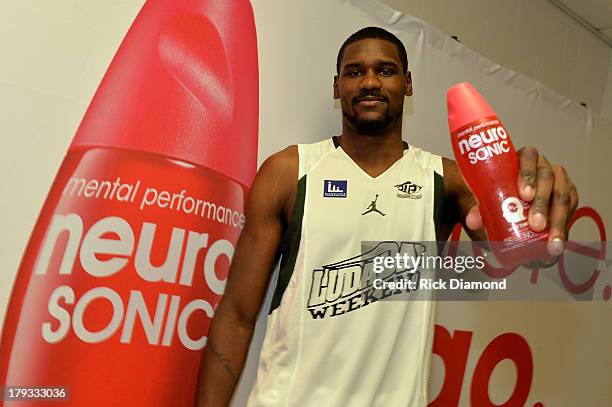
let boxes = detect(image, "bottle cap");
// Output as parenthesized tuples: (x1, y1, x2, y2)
(447, 82, 496, 133)
(70, 0, 258, 187)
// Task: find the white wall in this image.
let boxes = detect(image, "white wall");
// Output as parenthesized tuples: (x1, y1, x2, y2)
(381, 0, 612, 120)
(603, 52, 612, 118)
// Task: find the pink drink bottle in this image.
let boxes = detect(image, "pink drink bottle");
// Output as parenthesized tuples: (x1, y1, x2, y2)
(447, 83, 548, 266)
(0, 1, 258, 405)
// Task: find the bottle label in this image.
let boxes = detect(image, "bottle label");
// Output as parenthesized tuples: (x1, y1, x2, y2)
(501, 196, 526, 223)
(451, 116, 549, 265)
(0, 148, 247, 405)
(500, 198, 547, 250)
(453, 117, 511, 165)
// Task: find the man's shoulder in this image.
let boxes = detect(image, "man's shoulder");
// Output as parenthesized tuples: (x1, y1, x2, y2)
(264, 138, 338, 179)
(252, 146, 299, 213)
(407, 144, 446, 175)
(298, 137, 337, 155)
(261, 145, 298, 174)
(404, 145, 462, 196)
(264, 138, 334, 166)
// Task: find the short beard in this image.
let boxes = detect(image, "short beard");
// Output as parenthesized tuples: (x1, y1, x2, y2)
(343, 110, 395, 134)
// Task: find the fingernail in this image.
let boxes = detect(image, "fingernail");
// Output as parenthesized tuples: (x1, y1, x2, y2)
(531, 213, 546, 230)
(547, 238, 564, 256)
(523, 186, 535, 200)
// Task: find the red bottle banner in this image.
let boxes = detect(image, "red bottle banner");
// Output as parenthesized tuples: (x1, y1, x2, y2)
(1, 0, 258, 404)
(0, 148, 247, 405)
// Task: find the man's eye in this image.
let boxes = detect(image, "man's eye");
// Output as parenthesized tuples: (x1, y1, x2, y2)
(347, 71, 361, 77)
(380, 69, 394, 76)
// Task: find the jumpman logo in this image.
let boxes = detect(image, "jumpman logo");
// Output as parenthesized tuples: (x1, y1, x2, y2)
(362, 194, 386, 216)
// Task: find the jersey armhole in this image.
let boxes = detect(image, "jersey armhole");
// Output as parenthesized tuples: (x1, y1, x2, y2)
(297, 144, 306, 179)
(433, 170, 445, 241)
(269, 174, 306, 313)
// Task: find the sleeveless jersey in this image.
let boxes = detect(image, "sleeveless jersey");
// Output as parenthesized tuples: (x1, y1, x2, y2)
(247, 137, 444, 407)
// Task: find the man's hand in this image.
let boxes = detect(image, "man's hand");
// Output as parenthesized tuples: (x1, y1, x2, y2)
(465, 146, 579, 259)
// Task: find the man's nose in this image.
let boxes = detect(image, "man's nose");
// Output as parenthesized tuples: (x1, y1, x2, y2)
(360, 69, 381, 90)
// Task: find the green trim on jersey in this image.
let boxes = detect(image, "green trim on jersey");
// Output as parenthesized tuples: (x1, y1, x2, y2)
(433, 171, 444, 241)
(269, 175, 307, 313)
(332, 135, 340, 148)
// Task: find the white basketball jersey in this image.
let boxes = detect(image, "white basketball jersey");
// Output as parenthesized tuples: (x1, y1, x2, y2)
(248, 137, 444, 407)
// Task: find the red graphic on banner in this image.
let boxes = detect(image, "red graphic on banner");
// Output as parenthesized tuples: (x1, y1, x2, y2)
(438, 205, 608, 406)
(431, 325, 535, 407)
(0, 0, 259, 405)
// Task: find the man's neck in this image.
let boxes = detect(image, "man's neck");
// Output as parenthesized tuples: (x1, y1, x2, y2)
(338, 121, 406, 177)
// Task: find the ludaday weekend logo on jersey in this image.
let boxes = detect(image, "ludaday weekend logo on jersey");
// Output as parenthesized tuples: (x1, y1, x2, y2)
(394, 180, 422, 199)
(306, 242, 423, 320)
(323, 180, 347, 198)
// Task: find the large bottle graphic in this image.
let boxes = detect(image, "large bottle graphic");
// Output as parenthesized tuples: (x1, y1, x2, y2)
(0, 1, 258, 405)
(447, 82, 547, 266)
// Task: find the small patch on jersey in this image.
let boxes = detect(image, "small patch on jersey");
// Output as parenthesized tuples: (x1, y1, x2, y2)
(362, 194, 386, 216)
(323, 180, 347, 198)
(394, 180, 423, 199)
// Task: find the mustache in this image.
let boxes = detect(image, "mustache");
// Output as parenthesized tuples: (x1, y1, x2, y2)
(353, 91, 388, 103)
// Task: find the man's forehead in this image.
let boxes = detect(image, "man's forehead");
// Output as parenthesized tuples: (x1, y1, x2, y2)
(341, 38, 401, 67)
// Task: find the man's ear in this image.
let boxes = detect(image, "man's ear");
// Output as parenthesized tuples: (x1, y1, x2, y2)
(333, 75, 340, 99)
(405, 71, 413, 96)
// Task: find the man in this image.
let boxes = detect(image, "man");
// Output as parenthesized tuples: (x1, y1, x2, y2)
(196, 27, 578, 406)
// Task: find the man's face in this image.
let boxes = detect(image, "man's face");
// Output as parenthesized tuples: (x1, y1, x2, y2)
(334, 39, 412, 134)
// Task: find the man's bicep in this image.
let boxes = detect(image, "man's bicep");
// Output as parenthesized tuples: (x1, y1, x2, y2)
(216, 150, 296, 326)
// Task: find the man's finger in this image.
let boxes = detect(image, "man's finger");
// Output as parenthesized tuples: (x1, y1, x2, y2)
(517, 146, 538, 201)
(529, 155, 553, 232)
(465, 205, 483, 230)
(547, 165, 571, 241)
(546, 166, 577, 256)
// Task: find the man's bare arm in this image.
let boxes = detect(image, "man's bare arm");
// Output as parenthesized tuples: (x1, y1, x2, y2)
(439, 157, 486, 241)
(195, 146, 298, 407)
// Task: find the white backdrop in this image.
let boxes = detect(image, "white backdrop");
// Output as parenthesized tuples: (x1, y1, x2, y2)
(0, 1, 610, 406)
